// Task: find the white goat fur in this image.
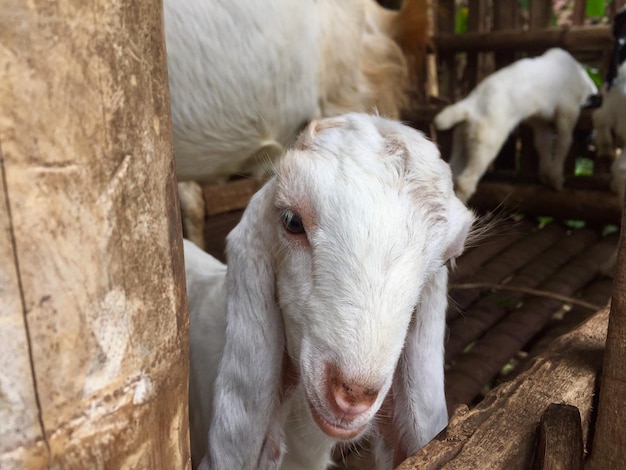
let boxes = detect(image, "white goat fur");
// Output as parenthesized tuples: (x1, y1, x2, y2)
(593, 61, 626, 274)
(163, 0, 428, 247)
(184, 114, 475, 470)
(593, 61, 626, 200)
(434, 48, 598, 203)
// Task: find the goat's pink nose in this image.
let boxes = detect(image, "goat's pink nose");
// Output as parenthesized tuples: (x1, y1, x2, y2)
(331, 381, 379, 416)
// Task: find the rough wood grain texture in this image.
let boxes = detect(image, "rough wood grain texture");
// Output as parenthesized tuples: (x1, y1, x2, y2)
(468, 181, 623, 226)
(533, 404, 583, 470)
(586, 195, 626, 470)
(0, 147, 49, 467)
(434, 25, 612, 53)
(397, 306, 610, 470)
(445, 238, 615, 409)
(0, 0, 190, 468)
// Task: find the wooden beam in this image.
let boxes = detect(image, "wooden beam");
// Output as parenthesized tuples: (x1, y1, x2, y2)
(396, 307, 610, 470)
(434, 26, 612, 54)
(468, 181, 622, 226)
(533, 404, 584, 470)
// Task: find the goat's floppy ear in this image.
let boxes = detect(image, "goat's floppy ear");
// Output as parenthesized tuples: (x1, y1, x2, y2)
(375, 266, 450, 467)
(204, 181, 286, 470)
(444, 195, 474, 262)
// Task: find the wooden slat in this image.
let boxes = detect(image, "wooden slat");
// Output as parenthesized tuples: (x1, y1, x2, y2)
(468, 181, 623, 226)
(529, 0, 553, 29)
(398, 307, 610, 470)
(533, 404, 584, 470)
(447, 223, 566, 319)
(445, 237, 616, 409)
(517, 276, 613, 367)
(446, 227, 598, 362)
(202, 178, 264, 216)
(434, 26, 612, 54)
(451, 218, 535, 283)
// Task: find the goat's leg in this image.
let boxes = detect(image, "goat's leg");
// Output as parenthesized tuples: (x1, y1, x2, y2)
(447, 125, 468, 178)
(532, 121, 556, 185)
(539, 114, 576, 190)
(453, 131, 505, 203)
(593, 109, 615, 159)
(178, 181, 206, 249)
(373, 267, 449, 469)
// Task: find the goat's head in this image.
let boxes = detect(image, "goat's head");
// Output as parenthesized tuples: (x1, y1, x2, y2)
(221, 113, 473, 452)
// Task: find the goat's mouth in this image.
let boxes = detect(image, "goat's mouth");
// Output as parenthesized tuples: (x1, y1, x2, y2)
(307, 401, 368, 440)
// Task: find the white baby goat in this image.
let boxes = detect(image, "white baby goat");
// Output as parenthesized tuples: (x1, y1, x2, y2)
(163, 0, 428, 248)
(434, 48, 599, 203)
(593, 61, 626, 200)
(593, 60, 626, 274)
(184, 113, 474, 470)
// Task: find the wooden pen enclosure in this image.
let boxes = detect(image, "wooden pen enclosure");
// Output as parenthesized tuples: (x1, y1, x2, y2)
(1, 0, 625, 469)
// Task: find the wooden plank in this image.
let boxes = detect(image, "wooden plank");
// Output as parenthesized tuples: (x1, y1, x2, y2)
(0, 0, 190, 467)
(451, 218, 535, 284)
(202, 178, 264, 216)
(515, 276, 613, 369)
(586, 193, 626, 469)
(397, 306, 610, 470)
(446, 227, 598, 362)
(204, 210, 245, 262)
(533, 404, 584, 470)
(447, 222, 566, 319)
(572, 0, 587, 26)
(468, 181, 623, 226)
(529, 0, 553, 29)
(435, 0, 457, 100)
(445, 237, 616, 409)
(434, 26, 612, 54)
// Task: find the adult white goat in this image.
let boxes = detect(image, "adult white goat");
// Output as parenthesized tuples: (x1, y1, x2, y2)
(184, 113, 475, 469)
(163, 0, 429, 248)
(434, 48, 599, 203)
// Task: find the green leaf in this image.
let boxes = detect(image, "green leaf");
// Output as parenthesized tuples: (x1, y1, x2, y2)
(455, 7, 468, 34)
(586, 0, 605, 17)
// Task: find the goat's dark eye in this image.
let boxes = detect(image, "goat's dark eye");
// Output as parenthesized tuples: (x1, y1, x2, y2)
(281, 210, 305, 234)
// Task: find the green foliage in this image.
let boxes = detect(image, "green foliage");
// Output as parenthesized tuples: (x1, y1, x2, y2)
(586, 0, 606, 17)
(575, 157, 594, 176)
(455, 7, 468, 34)
(565, 219, 586, 229)
(585, 66, 603, 89)
(537, 216, 554, 229)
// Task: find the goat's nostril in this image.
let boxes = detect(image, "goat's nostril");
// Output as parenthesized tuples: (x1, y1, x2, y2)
(333, 381, 379, 416)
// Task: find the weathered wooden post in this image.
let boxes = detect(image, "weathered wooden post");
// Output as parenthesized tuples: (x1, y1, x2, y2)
(0, 0, 190, 468)
(587, 190, 626, 470)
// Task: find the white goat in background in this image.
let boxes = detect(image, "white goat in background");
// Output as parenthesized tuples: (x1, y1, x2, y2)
(593, 61, 626, 201)
(184, 114, 475, 470)
(593, 60, 626, 275)
(433, 48, 599, 203)
(163, 0, 429, 248)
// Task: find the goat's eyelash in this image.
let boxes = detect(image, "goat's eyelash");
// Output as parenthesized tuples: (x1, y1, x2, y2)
(280, 209, 306, 235)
